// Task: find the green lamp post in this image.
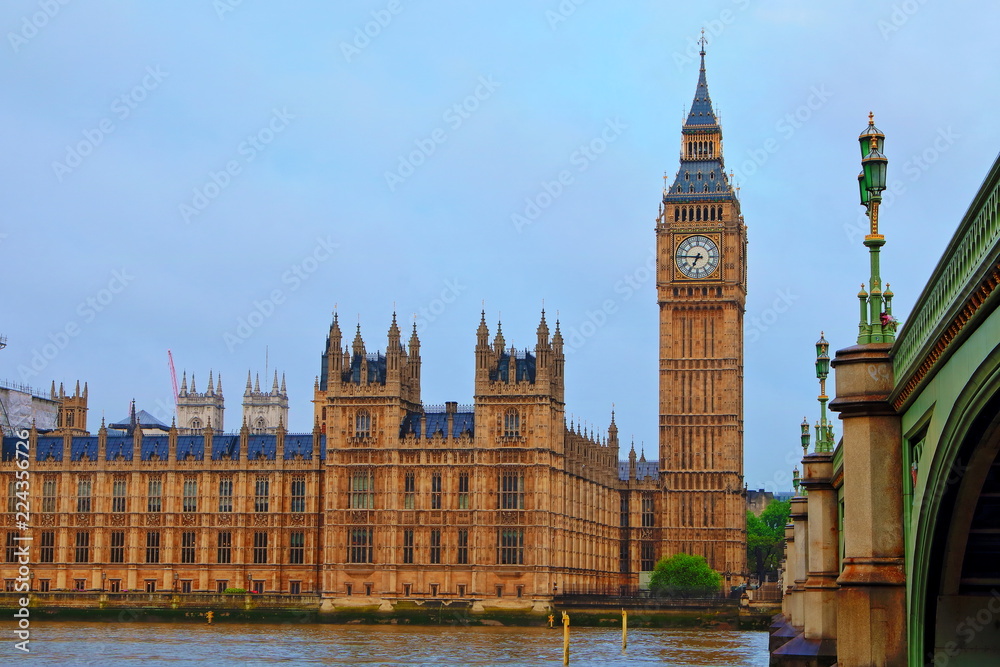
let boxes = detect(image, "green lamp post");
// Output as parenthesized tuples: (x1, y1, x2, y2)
(814, 332, 834, 453)
(857, 113, 895, 344)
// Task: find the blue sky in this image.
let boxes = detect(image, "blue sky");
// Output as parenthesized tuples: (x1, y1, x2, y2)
(2, 1, 998, 491)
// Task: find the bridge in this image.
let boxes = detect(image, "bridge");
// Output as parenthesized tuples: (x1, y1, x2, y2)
(773, 124, 1000, 666)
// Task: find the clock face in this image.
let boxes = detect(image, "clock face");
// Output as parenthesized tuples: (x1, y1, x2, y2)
(675, 235, 720, 279)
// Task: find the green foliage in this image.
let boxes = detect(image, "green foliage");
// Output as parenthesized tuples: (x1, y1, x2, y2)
(648, 552, 722, 597)
(222, 587, 247, 594)
(746, 499, 791, 582)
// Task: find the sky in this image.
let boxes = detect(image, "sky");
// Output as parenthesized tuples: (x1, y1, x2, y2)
(2, 1, 998, 492)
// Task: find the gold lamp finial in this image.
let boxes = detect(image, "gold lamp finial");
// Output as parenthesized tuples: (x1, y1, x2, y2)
(868, 111, 874, 125)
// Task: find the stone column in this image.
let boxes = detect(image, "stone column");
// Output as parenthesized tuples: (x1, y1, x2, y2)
(829, 343, 906, 666)
(801, 451, 838, 654)
(789, 494, 809, 629)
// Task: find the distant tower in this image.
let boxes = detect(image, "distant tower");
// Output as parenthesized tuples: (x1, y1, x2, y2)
(54, 380, 89, 435)
(176, 371, 224, 433)
(243, 370, 289, 434)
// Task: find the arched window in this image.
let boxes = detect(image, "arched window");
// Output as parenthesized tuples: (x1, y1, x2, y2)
(355, 410, 371, 438)
(254, 417, 267, 434)
(503, 409, 520, 437)
(190, 418, 202, 431)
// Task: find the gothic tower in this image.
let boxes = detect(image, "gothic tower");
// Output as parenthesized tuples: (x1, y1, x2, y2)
(242, 370, 289, 434)
(176, 371, 224, 434)
(54, 380, 88, 435)
(656, 39, 747, 580)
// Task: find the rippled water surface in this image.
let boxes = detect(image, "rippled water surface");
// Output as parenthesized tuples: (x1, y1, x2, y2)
(25, 622, 768, 666)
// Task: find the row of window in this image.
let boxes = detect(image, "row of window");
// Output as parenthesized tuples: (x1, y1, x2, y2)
(618, 540, 657, 573)
(619, 494, 656, 528)
(354, 471, 524, 510)
(352, 408, 522, 439)
(16, 477, 308, 514)
(347, 527, 524, 565)
(8, 531, 304, 566)
(13, 579, 306, 595)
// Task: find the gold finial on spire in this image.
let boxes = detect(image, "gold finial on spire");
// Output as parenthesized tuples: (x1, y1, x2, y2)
(698, 28, 707, 53)
(868, 110, 874, 125)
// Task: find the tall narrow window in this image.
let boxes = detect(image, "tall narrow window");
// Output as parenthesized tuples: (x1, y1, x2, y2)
(640, 541, 655, 571)
(217, 532, 232, 564)
(355, 410, 371, 438)
(147, 478, 162, 513)
(497, 528, 523, 565)
(457, 472, 470, 510)
(349, 528, 373, 563)
(457, 529, 469, 565)
(641, 493, 655, 528)
(503, 408, 520, 437)
(76, 478, 92, 513)
(218, 477, 233, 513)
(430, 472, 442, 510)
(40, 531, 55, 563)
(5, 533, 16, 562)
(289, 532, 304, 564)
(290, 477, 306, 513)
(112, 478, 127, 513)
(350, 470, 374, 509)
(42, 478, 57, 513)
(254, 477, 270, 512)
(146, 532, 160, 564)
(110, 531, 125, 564)
(620, 496, 630, 527)
(182, 478, 198, 513)
(402, 530, 414, 564)
(75, 532, 90, 563)
(499, 471, 524, 510)
(253, 532, 268, 564)
(430, 530, 442, 564)
(403, 472, 415, 509)
(181, 531, 196, 564)
(6, 481, 15, 513)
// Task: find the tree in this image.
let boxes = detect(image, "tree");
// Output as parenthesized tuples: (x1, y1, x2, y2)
(648, 552, 722, 598)
(746, 499, 791, 583)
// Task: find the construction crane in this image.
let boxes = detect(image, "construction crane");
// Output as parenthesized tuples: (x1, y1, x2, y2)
(167, 350, 179, 408)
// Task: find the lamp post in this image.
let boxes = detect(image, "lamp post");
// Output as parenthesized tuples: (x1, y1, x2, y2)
(173, 572, 178, 594)
(814, 333, 834, 453)
(857, 113, 894, 344)
(800, 417, 810, 457)
(101, 571, 106, 592)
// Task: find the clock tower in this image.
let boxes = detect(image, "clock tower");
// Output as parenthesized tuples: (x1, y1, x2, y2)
(656, 39, 747, 580)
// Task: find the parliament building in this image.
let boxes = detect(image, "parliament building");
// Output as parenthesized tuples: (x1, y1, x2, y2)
(2, 45, 746, 609)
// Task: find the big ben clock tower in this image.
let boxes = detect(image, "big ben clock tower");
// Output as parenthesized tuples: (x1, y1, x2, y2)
(656, 37, 747, 581)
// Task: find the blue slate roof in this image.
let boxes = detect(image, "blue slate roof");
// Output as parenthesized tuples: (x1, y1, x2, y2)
(106, 436, 132, 461)
(284, 434, 320, 460)
(70, 436, 99, 462)
(141, 436, 169, 461)
(617, 460, 660, 481)
(665, 160, 732, 199)
(490, 351, 536, 383)
(1, 436, 22, 461)
(212, 435, 240, 460)
(400, 411, 475, 439)
(685, 52, 719, 129)
(347, 352, 387, 385)
(248, 435, 277, 460)
(176, 436, 205, 461)
(36, 436, 63, 462)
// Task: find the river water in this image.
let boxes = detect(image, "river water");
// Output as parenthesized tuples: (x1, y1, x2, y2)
(20, 622, 767, 666)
